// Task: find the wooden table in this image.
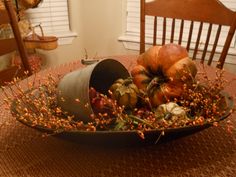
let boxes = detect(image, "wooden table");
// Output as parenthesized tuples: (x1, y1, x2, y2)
(0, 55, 236, 177)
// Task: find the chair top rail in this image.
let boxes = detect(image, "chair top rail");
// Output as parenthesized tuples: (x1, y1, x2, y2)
(145, 0, 236, 26)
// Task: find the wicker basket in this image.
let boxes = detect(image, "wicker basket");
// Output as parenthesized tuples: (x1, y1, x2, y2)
(23, 24, 58, 50)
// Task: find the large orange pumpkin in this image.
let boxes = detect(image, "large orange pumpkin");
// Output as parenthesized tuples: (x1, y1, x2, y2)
(131, 43, 197, 107)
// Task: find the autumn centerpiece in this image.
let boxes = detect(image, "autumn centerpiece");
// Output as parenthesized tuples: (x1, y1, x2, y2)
(3, 43, 234, 142)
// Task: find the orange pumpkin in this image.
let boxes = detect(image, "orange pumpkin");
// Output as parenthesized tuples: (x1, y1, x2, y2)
(131, 43, 197, 107)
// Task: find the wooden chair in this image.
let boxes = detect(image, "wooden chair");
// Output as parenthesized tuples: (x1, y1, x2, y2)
(140, 0, 236, 69)
(0, 0, 32, 86)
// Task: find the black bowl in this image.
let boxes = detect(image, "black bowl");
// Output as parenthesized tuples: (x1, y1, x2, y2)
(11, 91, 234, 147)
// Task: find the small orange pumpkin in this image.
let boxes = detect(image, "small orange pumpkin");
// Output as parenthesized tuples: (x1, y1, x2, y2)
(131, 43, 197, 107)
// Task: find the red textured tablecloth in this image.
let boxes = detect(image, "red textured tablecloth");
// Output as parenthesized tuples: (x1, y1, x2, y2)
(0, 55, 235, 177)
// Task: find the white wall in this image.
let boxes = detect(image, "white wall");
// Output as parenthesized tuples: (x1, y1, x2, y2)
(41, 0, 136, 68)
(16, 0, 236, 74)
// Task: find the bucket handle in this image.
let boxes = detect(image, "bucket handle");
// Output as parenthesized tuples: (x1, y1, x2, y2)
(80, 49, 100, 65)
(81, 58, 100, 65)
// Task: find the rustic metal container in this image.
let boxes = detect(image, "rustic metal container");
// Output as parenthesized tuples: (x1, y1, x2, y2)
(57, 59, 130, 122)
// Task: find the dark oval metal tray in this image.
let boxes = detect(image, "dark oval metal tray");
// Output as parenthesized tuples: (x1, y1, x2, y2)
(11, 91, 234, 146)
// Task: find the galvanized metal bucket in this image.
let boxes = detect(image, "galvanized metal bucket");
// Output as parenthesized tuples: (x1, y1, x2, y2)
(57, 59, 130, 122)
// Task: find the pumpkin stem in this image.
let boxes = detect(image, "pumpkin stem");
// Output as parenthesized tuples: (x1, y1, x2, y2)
(146, 77, 160, 91)
(123, 77, 133, 86)
(146, 77, 170, 105)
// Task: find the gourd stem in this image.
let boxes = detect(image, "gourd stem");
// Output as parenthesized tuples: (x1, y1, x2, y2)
(123, 77, 133, 86)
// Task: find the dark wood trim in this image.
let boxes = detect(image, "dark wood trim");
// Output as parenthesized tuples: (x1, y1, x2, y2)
(0, 0, 32, 86)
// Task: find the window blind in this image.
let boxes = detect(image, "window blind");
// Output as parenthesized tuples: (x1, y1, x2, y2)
(120, 0, 236, 55)
(25, 0, 76, 44)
